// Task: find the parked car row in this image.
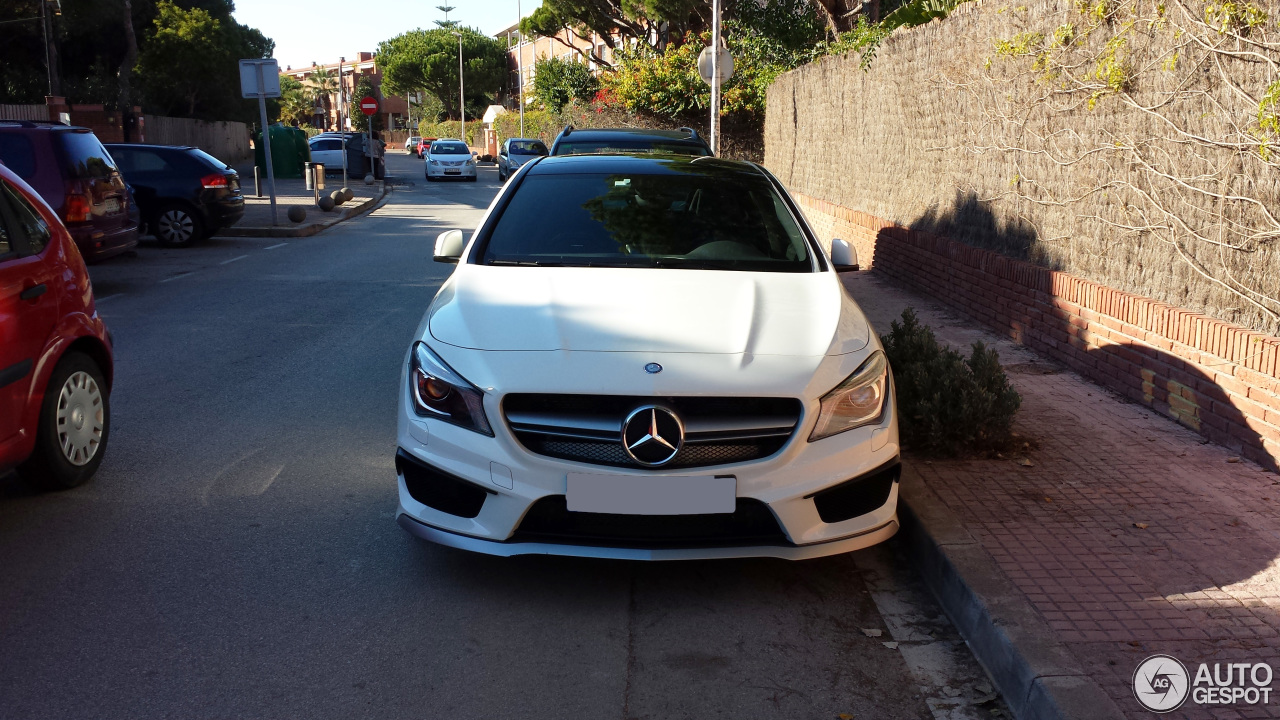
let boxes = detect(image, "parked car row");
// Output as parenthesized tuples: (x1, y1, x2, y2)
(0, 121, 245, 254)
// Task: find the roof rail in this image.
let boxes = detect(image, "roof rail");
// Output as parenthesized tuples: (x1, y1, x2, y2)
(561, 124, 574, 136)
(677, 126, 700, 140)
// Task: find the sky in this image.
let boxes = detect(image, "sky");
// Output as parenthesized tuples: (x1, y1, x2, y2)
(231, 0, 538, 72)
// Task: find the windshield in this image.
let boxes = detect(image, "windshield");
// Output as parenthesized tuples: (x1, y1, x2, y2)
(555, 140, 710, 157)
(431, 142, 469, 155)
(510, 140, 548, 156)
(481, 172, 812, 272)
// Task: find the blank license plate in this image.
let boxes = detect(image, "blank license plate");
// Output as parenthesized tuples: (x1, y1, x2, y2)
(566, 473, 736, 515)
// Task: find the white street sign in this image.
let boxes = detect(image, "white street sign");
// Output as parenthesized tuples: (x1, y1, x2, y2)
(697, 46, 734, 86)
(239, 59, 281, 98)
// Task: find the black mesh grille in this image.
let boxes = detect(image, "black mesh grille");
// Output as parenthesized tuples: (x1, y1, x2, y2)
(511, 495, 790, 548)
(504, 394, 801, 470)
(525, 438, 786, 469)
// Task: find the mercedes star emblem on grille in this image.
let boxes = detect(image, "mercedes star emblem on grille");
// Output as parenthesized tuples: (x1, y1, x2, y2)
(621, 405, 684, 466)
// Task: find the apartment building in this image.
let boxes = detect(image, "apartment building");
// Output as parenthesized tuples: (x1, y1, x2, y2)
(281, 52, 410, 131)
(494, 23, 626, 107)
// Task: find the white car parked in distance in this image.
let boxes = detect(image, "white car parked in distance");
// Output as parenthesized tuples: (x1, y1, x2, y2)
(424, 139, 476, 182)
(308, 135, 348, 174)
(397, 153, 899, 560)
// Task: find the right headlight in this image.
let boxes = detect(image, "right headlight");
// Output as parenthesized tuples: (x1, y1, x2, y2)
(809, 350, 889, 442)
(409, 342, 493, 436)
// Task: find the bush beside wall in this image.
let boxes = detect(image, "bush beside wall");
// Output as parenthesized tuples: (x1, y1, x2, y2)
(793, 192, 1280, 471)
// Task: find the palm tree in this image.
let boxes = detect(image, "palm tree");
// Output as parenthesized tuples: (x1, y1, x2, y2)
(306, 66, 339, 129)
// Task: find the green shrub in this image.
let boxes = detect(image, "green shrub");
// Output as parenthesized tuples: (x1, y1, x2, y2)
(881, 308, 1021, 456)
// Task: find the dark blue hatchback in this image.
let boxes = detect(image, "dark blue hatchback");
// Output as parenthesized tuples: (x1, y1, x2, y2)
(104, 144, 244, 245)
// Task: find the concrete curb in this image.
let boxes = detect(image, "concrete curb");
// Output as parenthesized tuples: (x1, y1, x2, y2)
(219, 182, 388, 238)
(898, 466, 1126, 720)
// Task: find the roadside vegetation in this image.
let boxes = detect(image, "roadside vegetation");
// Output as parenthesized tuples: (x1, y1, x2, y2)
(503, 0, 976, 159)
(881, 309, 1022, 457)
(1, 0, 273, 125)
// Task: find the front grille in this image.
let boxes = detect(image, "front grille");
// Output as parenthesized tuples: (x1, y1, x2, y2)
(510, 495, 790, 548)
(503, 394, 803, 470)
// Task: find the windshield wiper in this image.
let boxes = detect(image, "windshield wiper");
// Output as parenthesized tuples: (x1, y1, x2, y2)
(487, 259, 565, 267)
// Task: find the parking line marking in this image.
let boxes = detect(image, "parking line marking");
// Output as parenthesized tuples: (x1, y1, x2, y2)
(265, 242, 288, 250)
(160, 272, 193, 283)
(95, 293, 125, 303)
(221, 254, 249, 265)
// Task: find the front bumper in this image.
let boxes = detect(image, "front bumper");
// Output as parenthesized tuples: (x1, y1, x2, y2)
(427, 164, 477, 178)
(395, 369, 902, 560)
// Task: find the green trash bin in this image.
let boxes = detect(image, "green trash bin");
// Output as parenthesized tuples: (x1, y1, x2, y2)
(254, 124, 306, 179)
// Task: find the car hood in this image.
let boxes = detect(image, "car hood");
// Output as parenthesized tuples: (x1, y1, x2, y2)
(428, 266, 869, 357)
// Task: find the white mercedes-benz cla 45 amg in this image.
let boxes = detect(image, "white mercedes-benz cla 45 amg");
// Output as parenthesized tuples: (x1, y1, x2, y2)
(396, 154, 899, 560)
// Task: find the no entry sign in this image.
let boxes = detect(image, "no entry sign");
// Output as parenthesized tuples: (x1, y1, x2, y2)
(360, 96, 378, 116)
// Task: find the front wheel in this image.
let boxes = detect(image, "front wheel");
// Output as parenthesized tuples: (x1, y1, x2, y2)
(19, 352, 110, 491)
(468, 176, 478, 183)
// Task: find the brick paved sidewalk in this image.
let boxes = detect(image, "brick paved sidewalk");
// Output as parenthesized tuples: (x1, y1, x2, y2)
(845, 272, 1280, 719)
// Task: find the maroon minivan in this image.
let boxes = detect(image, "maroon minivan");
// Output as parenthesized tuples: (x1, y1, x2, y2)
(0, 122, 139, 262)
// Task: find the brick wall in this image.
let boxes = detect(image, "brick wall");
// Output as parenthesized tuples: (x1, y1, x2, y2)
(796, 193, 1280, 471)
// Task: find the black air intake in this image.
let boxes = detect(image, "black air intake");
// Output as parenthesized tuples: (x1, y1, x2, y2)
(396, 449, 492, 519)
(809, 461, 900, 524)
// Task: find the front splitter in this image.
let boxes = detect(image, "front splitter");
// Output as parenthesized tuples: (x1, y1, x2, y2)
(397, 513, 899, 561)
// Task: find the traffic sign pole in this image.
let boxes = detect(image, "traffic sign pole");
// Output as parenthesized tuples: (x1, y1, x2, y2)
(360, 97, 379, 180)
(255, 62, 278, 226)
(239, 58, 281, 225)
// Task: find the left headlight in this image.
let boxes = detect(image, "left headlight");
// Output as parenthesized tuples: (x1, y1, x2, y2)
(409, 342, 493, 436)
(809, 350, 889, 442)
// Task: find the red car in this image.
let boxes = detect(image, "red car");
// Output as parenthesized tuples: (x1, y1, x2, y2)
(417, 137, 437, 159)
(0, 161, 113, 489)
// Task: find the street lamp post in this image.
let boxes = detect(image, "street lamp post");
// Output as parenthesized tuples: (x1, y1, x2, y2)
(452, 31, 464, 144)
(710, 0, 720, 156)
(338, 56, 348, 188)
(516, 0, 524, 138)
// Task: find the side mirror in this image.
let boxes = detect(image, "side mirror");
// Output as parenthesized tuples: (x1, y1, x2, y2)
(831, 238, 859, 272)
(434, 230, 466, 264)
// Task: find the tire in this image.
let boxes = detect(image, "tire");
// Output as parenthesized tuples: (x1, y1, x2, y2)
(468, 176, 477, 182)
(19, 352, 110, 491)
(498, 168, 506, 182)
(154, 204, 203, 246)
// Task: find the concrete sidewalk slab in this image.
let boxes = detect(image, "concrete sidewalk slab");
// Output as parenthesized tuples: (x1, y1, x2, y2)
(844, 271, 1280, 720)
(220, 172, 387, 238)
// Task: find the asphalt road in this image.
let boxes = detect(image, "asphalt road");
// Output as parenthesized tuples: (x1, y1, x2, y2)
(0, 152, 1003, 720)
